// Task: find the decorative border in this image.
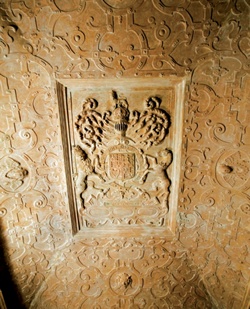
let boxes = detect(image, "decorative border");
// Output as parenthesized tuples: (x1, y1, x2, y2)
(57, 77, 186, 237)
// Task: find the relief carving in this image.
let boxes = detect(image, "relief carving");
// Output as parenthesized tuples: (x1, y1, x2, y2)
(73, 90, 173, 229)
(131, 96, 170, 148)
(75, 98, 106, 152)
(216, 150, 250, 189)
(0, 1, 249, 308)
(109, 267, 141, 296)
(0, 156, 28, 192)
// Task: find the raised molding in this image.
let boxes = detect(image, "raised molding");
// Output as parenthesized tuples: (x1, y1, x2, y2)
(57, 78, 186, 237)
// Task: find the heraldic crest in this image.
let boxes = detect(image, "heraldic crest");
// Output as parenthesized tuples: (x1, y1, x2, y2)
(73, 90, 173, 228)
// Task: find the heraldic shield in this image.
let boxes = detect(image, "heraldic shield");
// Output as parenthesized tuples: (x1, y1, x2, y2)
(109, 152, 135, 181)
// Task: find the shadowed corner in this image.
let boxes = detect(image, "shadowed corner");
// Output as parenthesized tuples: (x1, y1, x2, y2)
(0, 219, 27, 309)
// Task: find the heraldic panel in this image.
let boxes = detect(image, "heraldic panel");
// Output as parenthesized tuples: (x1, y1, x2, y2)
(57, 78, 185, 237)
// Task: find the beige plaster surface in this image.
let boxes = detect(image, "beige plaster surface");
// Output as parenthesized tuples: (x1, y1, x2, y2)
(0, 1, 249, 308)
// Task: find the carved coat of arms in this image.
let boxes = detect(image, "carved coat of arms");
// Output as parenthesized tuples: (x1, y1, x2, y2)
(74, 90, 172, 228)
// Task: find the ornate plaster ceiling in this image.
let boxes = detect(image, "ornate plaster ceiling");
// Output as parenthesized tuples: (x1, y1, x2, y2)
(0, 0, 249, 308)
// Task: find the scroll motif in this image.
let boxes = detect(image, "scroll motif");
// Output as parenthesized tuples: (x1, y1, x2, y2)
(74, 91, 172, 228)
